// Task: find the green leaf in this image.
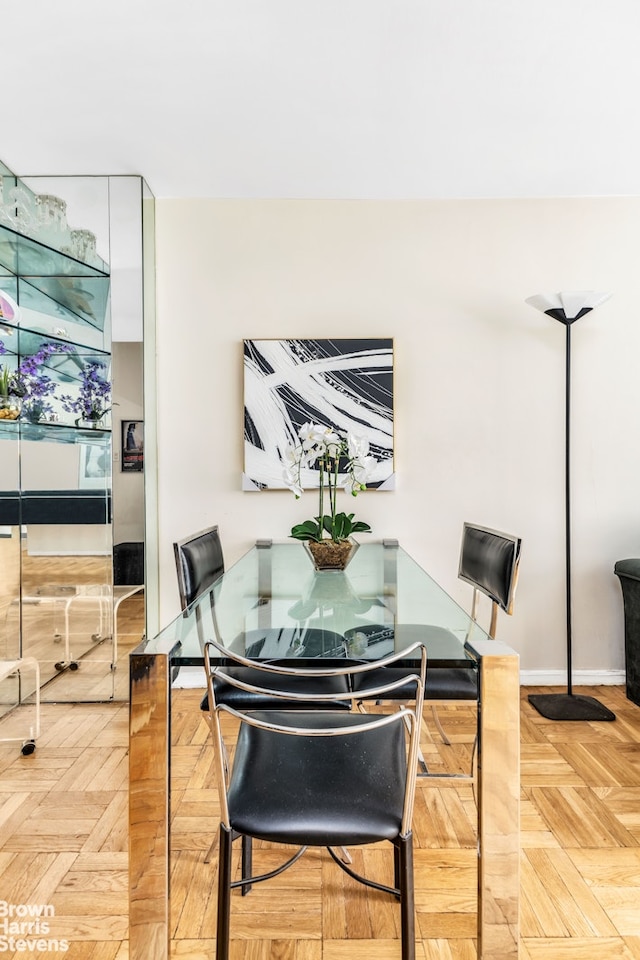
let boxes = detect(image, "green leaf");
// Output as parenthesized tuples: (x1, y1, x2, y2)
(291, 511, 370, 544)
(350, 520, 372, 533)
(290, 520, 323, 542)
(318, 515, 333, 536)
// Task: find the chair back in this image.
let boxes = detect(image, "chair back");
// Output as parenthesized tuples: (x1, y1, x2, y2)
(458, 522, 521, 637)
(204, 638, 427, 837)
(174, 524, 224, 610)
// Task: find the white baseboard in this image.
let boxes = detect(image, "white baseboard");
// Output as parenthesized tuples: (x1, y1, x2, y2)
(520, 669, 625, 686)
(172, 666, 206, 688)
(171, 665, 627, 690)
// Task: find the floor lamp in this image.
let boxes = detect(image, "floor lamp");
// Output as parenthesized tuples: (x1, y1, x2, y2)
(525, 291, 616, 722)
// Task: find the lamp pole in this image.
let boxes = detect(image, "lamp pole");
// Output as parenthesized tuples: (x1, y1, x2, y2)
(525, 291, 615, 722)
(564, 318, 573, 697)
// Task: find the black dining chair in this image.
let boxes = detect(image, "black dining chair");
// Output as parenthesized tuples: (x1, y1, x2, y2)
(345, 522, 521, 774)
(173, 524, 352, 713)
(173, 524, 352, 867)
(204, 638, 426, 960)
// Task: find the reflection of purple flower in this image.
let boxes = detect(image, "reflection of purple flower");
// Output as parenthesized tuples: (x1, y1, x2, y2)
(0, 340, 74, 419)
(60, 360, 111, 421)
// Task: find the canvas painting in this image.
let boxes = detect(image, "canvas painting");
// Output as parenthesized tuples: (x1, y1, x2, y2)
(78, 441, 111, 490)
(243, 338, 394, 490)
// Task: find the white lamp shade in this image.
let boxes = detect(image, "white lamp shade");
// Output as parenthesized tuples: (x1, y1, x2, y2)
(525, 291, 611, 320)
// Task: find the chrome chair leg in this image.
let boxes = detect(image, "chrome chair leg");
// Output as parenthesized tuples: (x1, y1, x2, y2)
(217, 824, 233, 960)
(398, 834, 415, 960)
(240, 834, 253, 895)
(430, 704, 452, 746)
(204, 836, 217, 864)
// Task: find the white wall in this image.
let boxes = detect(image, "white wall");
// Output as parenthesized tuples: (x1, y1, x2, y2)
(154, 197, 640, 678)
(112, 341, 144, 544)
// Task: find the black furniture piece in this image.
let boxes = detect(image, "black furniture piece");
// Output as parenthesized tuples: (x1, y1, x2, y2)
(204, 638, 426, 960)
(614, 559, 640, 707)
(173, 525, 351, 712)
(0, 489, 112, 525)
(173, 525, 352, 868)
(113, 541, 144, 586)
(346, 522, 521, 762)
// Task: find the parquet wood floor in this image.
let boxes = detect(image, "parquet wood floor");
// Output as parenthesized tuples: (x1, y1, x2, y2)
(1, 685, 640, 958)
(0, 538, 145, 705)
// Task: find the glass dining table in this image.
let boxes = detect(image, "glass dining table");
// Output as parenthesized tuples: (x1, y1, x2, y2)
(129, 540, 520, 960)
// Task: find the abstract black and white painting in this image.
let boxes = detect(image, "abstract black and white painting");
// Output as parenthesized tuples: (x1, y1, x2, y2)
(243, 338, 394, 490)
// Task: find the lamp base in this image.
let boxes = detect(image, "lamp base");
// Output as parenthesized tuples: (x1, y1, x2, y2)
(528, 693, 615, 721)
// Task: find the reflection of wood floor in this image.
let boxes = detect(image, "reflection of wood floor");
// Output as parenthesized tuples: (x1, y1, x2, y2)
(0, 545, 144, 704)
(1, 685, 640, 958)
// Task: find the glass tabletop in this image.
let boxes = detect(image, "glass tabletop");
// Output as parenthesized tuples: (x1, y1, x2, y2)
(142, 540, 490, 666)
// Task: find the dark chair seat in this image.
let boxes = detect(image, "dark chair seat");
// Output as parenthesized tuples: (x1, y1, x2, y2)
(206, 644, 426, 960)
(425, 665, 477, 699)
(228, 711, 406, 846)
(350, 664, 477, 701)
(201, 626, 352, 711)
(200, 666, 351, 712)
(345, 623, 478, 701)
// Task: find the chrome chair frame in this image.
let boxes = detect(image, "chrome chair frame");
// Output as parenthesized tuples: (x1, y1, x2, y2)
(204, 639, 426, 960)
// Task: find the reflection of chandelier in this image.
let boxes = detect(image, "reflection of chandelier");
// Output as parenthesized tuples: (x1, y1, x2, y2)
(36, 194, 68, 231)
(1, 183, 34, 234)
(0, 170, 104, 270)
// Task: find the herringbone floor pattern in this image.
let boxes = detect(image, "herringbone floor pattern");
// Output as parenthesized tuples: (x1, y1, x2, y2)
(1, 685, 640, 959)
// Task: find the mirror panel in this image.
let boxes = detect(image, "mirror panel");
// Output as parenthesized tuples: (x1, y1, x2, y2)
(0, 169, 153, 706)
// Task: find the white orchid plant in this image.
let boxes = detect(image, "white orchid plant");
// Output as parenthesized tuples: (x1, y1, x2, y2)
(283, 421, 376, 543)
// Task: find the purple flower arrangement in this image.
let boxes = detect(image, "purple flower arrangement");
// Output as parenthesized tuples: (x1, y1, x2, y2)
(0, 340, 111, 425)
(60, 360, 111, 424)
(0, 339, 74, 422)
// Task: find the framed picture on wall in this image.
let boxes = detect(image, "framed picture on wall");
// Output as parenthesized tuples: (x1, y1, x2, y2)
(121, 420, 144, 472)
(78, 441, 111, 490)
(242, 338, 395, 490)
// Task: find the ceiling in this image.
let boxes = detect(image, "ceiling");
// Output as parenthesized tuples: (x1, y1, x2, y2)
(5, 0, 640, 199)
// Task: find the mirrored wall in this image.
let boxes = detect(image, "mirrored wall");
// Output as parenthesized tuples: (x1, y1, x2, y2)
(0, 163, 155, 705)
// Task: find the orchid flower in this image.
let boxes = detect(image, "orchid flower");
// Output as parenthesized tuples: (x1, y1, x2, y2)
(285, 421, 377, 544)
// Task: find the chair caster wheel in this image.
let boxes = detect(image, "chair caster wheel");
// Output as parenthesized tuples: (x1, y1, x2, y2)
(91, 633, 102, 642)
(54, 662, 64, 671)
(21, 740, 36, 756)
(69, 662, 79, 671)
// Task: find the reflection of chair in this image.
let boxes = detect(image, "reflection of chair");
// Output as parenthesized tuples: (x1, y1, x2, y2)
(204, 639, 426, 960)
(0, 657, 40, 755)
(347, 523, 521, 772)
